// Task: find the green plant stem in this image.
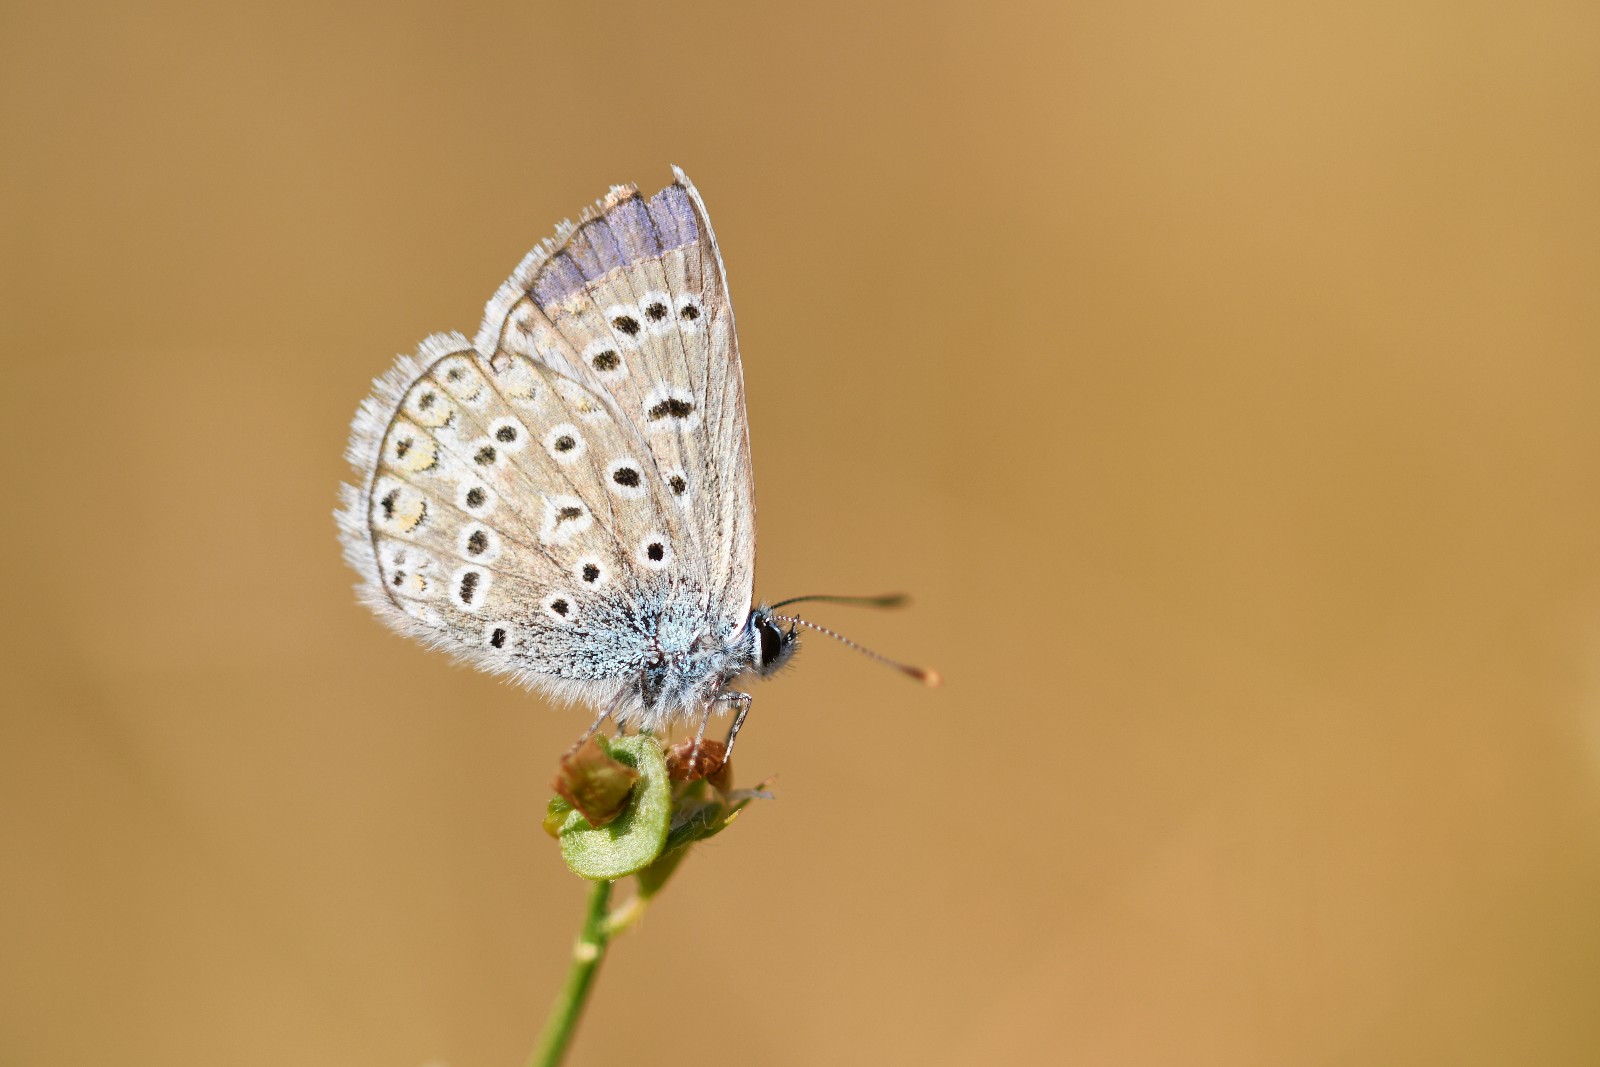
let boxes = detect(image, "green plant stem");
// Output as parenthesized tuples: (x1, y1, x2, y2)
(528, 879, 614, 1067)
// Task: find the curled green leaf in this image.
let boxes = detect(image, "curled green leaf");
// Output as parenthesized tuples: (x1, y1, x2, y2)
(551, 735, 672, 880)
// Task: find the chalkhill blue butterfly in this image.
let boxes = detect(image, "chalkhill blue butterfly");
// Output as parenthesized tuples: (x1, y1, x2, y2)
(337, 168, 935, 760)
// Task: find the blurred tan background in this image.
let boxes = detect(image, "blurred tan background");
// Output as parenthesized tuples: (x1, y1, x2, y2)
(4, 0, 1600, 1063)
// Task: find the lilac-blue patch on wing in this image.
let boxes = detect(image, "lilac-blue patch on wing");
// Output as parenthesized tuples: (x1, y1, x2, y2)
(647, 184, 698, 252)
(532, 252, 589, 307)
(608, 196, 662, 262)
(528, 184, 700, 308)
(569, 217, 627, 277)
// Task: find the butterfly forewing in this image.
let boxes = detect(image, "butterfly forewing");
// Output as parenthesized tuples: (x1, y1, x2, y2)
(475, 170, 755, 634)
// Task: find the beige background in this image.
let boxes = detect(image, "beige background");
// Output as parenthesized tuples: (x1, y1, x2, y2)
(5, 1, 1600, 1064)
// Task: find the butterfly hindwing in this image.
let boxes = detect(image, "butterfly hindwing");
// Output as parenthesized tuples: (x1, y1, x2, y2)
(340, 331, 663, 694)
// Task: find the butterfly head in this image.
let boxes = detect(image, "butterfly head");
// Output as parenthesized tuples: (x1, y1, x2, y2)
(753, 595, 942, 688)
(747, 606, 801, 677)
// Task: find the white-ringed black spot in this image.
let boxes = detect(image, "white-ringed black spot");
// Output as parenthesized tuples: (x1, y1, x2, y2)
(459, 571, 481, 605)
(612, 315, 641, 336)
(636, 533, 671, 569)
(544, 421, 588, 460)
(679, 303, 700, 321)
(667, 474, 687, 495)
(550, 598, 569, 616)
(612, 466, 640, 488)
(466, 529, 489, 555)
(581, 563, 600, 583)
(645, 301, 668, 321)
(489, 627, 507, 648)
(647, 398, 694, 421)
(465, 487, 487, 509)
(540, 494, 591, 545)
(592, 350, 620, 372)
(495, 425, 517, 443)
(474, 445, 496, 465)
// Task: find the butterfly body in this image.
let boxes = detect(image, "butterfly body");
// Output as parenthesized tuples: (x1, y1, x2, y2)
(338, 169, 799, 732)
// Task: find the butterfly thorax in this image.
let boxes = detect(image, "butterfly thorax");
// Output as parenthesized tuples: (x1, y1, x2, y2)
(621, 592, 752, 722)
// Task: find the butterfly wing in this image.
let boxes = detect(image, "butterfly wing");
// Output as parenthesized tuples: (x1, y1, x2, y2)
(473, 168, 755, 637)
(337, 330, 673, 707)
(338, 171, 755, 709)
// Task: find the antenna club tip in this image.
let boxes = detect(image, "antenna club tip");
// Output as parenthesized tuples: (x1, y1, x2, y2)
(919, 668, 943, 688)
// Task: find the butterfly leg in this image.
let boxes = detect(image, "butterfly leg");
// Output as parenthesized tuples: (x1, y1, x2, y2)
(721, 692, 753, 763)
(687, 703, 715, 770)
(565, 693, 621, 756)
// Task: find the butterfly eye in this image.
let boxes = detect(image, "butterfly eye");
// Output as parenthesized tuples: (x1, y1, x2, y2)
(751, 615, 798, 675)
(758, 618, 784, 668)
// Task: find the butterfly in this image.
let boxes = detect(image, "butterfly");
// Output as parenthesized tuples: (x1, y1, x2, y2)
(337, 168, 934, 760)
